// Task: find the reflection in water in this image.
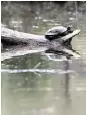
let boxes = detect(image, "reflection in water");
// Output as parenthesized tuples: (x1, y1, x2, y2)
(64, 57, 70, 94)
(1, 1, 86, 115)
(63, 57, 71, 115)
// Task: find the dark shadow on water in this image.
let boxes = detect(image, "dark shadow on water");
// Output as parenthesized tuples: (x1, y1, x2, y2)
(45, 47, 73, 113)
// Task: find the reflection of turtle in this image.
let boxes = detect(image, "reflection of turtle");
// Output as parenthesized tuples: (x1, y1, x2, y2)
(45, 26, 73, 41)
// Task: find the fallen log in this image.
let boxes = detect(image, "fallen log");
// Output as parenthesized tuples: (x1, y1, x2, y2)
(1, 26, 80, 46)
(60, 29, 80, 41)
(1, 26, 47, 46)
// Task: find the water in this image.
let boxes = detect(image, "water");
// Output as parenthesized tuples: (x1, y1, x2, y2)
(1, 2, 86, 115)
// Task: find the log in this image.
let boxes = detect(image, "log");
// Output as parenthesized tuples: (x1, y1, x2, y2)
(1, 26, 80, 46)
(60, 29, 80, 41)
(1, 26, 47, 45)
(54, 29, 80, 43)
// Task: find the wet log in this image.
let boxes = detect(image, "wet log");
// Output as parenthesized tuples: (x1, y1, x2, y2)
(1, 26, 47, 46)
(1, 26, 80, 46)
(59, 29, 80, 42)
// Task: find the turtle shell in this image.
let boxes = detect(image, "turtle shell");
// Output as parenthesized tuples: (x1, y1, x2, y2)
(45, 26, 67, 40)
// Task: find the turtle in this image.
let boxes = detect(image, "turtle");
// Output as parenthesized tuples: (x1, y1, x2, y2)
(45, 26, 73, 41)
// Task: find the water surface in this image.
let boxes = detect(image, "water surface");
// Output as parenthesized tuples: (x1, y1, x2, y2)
(1, 2, 86, 115)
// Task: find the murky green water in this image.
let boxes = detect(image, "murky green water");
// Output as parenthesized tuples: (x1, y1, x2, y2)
(1, 2, 86, 115)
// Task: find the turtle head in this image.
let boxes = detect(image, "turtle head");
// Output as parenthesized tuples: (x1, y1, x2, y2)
(67, 26, 73, 33)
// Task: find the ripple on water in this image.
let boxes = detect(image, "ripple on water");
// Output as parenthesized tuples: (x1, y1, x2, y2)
(1, 69, 75, 74)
